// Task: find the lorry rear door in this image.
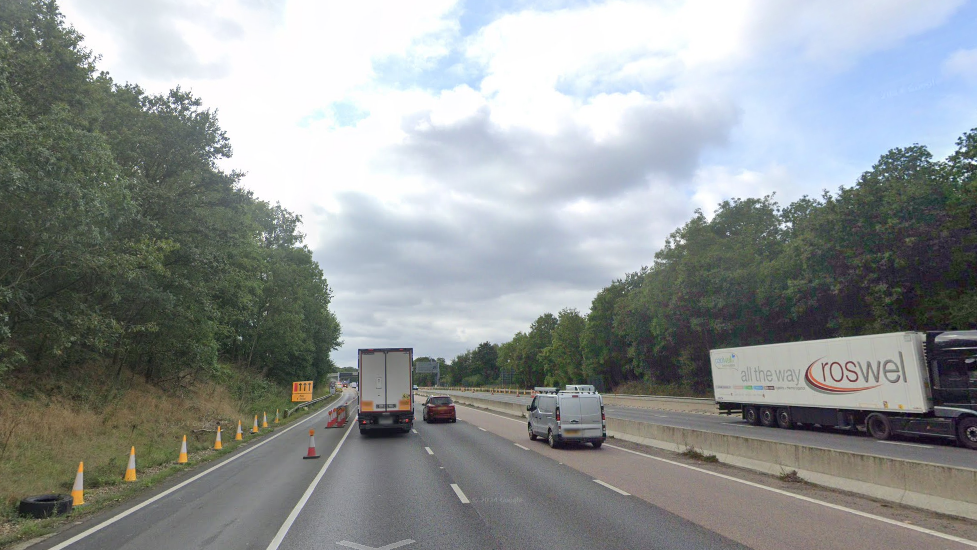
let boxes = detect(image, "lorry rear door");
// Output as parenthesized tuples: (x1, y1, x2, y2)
(360, 350, 385, 413)
(386, 349, 413, 412)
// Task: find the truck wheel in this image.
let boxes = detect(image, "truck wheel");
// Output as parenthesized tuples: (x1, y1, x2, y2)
(956, 417, 977, 449)
(528, 424, 537, 441)
(866, 413, 892, 440)
(743, 406, 760, 426)
(775, 408, 793, 429)
(759, 407, 776, 427)
(548, 430, 561, 449)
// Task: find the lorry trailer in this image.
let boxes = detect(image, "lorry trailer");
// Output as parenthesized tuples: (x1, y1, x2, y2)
(358, 348, 414, 434)
(711, 331, 977, 448)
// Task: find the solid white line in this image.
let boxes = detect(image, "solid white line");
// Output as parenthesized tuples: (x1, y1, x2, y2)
(478, 427, 487, 431)
(450, 483, 470, 504)
(605, 444, 977, 548)
(514, 444, 529, 450)
(594, 479, 630, 496)
(265, 419, 356, 550)
(47, 405, 335, 550)
(425, 447, 434, 455)
(877, 441, 933, 449)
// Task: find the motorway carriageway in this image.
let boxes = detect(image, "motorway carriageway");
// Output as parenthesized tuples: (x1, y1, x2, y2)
(26, 391, 977, 550)
(448, 390, 977, 469)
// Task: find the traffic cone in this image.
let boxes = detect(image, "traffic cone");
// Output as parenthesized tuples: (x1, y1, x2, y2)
(251, 415, 259, 434)
(303, 429, 320, 459)
(274, 409, 280, 424)
(71, 462, 84, 506)
(177, 435, 188, 464)
(326, 408, 336, 428)
(235, 420, 243, 441)
(214, 426, 223, 450)
(123, 447, 137, 482)
(262, 412, 268, 428)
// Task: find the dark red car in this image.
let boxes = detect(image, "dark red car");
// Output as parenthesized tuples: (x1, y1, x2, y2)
(422, 395, 456, 423)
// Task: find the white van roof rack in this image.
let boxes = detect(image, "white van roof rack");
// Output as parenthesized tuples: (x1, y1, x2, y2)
(534, 387, 558, 394)
(563, 384, 597, 393)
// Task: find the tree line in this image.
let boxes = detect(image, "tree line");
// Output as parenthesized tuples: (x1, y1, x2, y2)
(0, 1, 342, 386)
(435, 131, 977, 394)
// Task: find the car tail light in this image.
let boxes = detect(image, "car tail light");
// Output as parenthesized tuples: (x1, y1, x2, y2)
(555, 407, 560, 422)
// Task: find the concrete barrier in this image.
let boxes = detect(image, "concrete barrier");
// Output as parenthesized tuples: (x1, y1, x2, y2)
(445, 392, 977, 521)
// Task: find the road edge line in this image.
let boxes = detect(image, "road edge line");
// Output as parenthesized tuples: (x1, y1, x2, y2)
(265, 414, 357, 550)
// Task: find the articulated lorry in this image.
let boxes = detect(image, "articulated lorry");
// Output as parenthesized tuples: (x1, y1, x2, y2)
(357, 348, 414, 434)
(711, 331, 977, 448)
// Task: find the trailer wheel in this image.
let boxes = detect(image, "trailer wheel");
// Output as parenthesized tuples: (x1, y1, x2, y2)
(743, 406, 760, 426)
(759, 407, 776, 427)
(956, 417, 977, 449)
(866, 413, 892, 440)
(775, 408, 793, 429)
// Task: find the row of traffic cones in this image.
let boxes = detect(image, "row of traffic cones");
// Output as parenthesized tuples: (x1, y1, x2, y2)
(70, 409, 285, 507)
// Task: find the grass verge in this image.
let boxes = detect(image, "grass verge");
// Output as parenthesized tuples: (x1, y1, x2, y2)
(0, 365, 339, 549)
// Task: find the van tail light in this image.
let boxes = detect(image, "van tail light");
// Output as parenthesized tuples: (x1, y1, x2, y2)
(555, 407, 561, 422)
(602, 406, 605, 421)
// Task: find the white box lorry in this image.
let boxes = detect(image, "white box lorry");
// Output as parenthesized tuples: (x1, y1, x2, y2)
(711, 331, 977, 448)
(357, 348, 414, 434)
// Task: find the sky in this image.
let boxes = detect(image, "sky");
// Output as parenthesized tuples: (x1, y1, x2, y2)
(57, 0, 977, 369)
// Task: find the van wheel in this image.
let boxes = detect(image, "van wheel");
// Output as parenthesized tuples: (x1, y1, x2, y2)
(548, 430, 561, 449)
(775, 408, 793, 429)
(759, 407, 776, 427)
(528, 424, 537, 441)
(743, 406, 760, 426)
(956, 417, 977, 449)
(866, 413, 892, 440)
(592, 440, 602, 449)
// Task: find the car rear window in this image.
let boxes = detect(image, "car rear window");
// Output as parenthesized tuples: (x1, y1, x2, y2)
(430, 397, 452, 405)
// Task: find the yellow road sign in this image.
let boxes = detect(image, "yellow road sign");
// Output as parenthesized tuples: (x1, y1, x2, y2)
(292, 381, 313, 402)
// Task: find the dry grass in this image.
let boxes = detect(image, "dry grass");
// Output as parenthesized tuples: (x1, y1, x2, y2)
(0, 364, 307, 522)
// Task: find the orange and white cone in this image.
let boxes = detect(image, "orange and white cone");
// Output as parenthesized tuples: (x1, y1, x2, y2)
(214, 426, 223, 450)
(124, 447, 137, 482)
(326, 408, 336, 428)
(303, 429, 320, 459)
(251, 415, 259, 434)
(71, 462, 85, 506)
(262, 412, 268, 428)
(274, 409, 280, 423)
(235, 420, 243, 441)
(177, 435, 188, 464)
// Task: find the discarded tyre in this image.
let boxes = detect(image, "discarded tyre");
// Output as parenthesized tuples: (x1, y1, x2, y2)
(19, 494, 73, 518)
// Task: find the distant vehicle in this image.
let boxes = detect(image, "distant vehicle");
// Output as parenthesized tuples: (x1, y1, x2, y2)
(422, 396, 456, 423)
(350, 382, 357, 389)
(357, 348, 414, 434)
(412, 384, 418, 391)
(527, 386, 605, 448)
(711, 331, 977, 448)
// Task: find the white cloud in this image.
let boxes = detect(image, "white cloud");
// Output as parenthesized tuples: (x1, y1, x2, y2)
(944, 47, 977, 82)
(690, 165, 794, 218)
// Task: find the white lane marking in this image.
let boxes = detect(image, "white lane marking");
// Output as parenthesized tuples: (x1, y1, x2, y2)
(337, 538, 415, 550)
(425, 447, 434, 455)
(450, 483, 470, 504)
(514, 444, 529, 450)
(457, 404, 977, 547)
(47, 404, 336, 550)
(594, 479, 630, 496)
(728, 423, 756, 427)
(653, 414, 669, 418)
(478, 427, 487, 431)
(265, 419, 357, 550)
(412, 429, 418, 434)
(605, 444, 977, 548)
(877, 441, 934, 449)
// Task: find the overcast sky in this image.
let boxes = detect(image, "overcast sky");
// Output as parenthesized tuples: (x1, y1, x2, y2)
(58, 0, 977, 368)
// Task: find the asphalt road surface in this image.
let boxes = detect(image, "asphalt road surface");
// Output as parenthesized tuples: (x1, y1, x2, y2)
(27, 392, 977, 550)
(442, 390, 977, 469)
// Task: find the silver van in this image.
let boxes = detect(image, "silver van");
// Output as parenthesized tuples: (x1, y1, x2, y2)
(527, 387, 606, 448)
